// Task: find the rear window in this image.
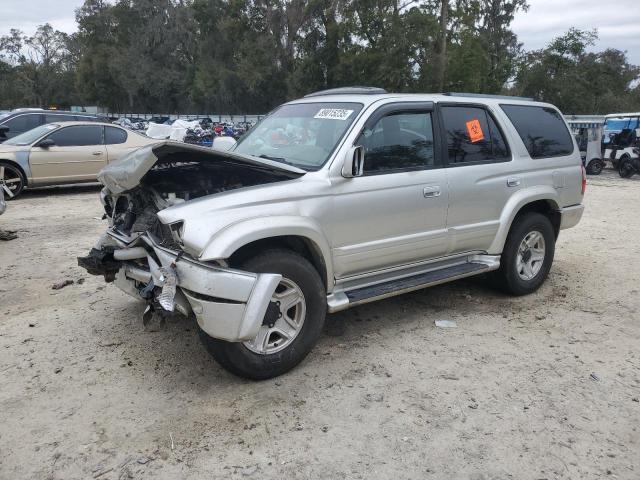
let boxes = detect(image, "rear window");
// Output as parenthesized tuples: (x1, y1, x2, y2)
(500, 105, 574, 159)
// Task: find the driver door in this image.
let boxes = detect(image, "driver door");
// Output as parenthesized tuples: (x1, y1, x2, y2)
(29, 125, 107, 184)
(328, 104, 449, 278)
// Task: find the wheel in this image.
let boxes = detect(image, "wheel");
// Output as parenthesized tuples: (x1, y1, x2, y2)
(0, 162, 26, 199)
(585, 158, 603, 175)
(618, 157, 635, 178)
(491, 212, 555, 296)
(198, 249, 326, 380)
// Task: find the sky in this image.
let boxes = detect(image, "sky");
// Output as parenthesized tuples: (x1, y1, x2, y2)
(1, 0, 639, 64)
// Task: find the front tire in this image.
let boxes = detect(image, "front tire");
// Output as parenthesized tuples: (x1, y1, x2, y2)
(492, 213, 555, 296)
(198, 249, 326, 380)
(0, 162, 26, 199)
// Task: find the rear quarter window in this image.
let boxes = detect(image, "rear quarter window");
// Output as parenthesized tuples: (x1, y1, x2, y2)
(500, 104, 574, 159)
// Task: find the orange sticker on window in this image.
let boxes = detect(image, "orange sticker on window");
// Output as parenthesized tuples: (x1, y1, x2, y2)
(466, 119, 485, 143)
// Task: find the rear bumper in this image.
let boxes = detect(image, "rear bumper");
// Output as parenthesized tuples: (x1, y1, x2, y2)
(559, 204, 584, 230)
(88, 230, 280, 342)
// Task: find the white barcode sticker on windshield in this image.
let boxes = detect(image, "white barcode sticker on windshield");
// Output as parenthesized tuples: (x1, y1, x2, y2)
(314, 109, 354, 121)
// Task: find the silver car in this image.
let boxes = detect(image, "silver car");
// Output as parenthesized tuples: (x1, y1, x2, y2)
(79, 87, 585, 379)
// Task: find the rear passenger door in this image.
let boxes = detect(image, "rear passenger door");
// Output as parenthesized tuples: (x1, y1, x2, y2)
(439, 104, 514, 254)
(104, 126, 133, 163)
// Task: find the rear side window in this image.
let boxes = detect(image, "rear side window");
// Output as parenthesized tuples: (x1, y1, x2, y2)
(47, 125, 103, 146)
(441, 106, 510, 164)
(105, 126, 128, 145)
(500, 105, 574, 158)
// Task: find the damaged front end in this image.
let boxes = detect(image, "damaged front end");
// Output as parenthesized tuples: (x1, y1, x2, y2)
(78, 142, 303, 342)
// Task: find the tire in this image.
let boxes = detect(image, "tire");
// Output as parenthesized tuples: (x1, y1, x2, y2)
(198, 249, 326, 380)
(491, 212, 555, 296)
(618, 158, 635, 178)
(0, 162, 26, 199)
(585, 159, 603, 175)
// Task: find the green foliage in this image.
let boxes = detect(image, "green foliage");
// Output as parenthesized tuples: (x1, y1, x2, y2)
(0, 1, 638, 114)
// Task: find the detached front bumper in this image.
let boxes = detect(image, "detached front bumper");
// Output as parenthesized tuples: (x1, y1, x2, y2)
(79, 230, 281, 342)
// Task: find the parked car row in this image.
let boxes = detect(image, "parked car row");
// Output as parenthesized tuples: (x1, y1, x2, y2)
(0, 121, 156, 198)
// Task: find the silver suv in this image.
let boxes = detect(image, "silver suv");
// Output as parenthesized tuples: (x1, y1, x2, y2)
(79, 88, 585, 379)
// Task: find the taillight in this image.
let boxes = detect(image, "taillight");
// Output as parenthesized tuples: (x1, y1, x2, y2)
(581, 165, 587, 195)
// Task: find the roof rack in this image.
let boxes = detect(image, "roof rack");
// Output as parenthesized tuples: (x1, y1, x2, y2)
(444, 92, 534, 101)
(304, 86, 388, 98)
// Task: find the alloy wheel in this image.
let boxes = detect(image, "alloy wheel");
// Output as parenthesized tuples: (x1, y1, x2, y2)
(0, 165, 23, 198)
(516, 231, 546, 281)
(244, 277, 307, 355)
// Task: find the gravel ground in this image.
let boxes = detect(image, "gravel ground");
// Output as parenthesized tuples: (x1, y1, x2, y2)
(1, 169, 639, 480)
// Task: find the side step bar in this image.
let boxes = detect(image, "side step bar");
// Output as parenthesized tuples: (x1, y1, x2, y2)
(327, 261, 493, 313)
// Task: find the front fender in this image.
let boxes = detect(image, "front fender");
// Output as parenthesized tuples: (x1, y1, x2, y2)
(198, 216, 334, 289)
(488, 186, 560, 254)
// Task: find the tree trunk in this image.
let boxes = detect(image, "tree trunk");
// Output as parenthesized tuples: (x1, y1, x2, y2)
(438, 0, 448, 91)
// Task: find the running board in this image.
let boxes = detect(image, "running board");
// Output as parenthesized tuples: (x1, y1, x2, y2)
(327, 261, 492, 313)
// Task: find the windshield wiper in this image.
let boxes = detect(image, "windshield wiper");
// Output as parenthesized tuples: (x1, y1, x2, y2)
(258, 154, 289, 163)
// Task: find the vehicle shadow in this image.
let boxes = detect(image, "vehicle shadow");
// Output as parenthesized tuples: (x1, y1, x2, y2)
(20, 183, 102, 198)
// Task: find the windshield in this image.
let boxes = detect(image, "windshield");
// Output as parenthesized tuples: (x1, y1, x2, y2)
(3, 124, 59, 146)
(0, 112, 10, 121)
(233, 102, 363, 170)
(603, 117, 640, 143)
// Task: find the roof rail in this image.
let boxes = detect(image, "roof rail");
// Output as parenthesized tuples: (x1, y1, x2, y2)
(444, 92, 534, 101)
(304, 86, 388, 98)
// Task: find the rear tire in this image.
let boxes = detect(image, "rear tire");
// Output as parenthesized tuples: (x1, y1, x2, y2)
(618, 157, 635, 178)
(198, 249, 326, 380)
(491, 213, 555, 296)
(586, 158, 603, 175)
(0, 162, 26, 199)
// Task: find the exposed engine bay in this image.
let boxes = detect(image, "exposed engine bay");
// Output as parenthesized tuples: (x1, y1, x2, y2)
(103, 151, 300, 247)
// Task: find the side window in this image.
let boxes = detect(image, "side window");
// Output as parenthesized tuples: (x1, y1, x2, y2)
(47, 126, 103, 147)
(105, 126, 128, 145)
(441, 106, 510, 164)
(500, 105, 574, 158)
(357, 112, 435, 174)
(5, 114, 42, 134)
(45, 114, 76, 123)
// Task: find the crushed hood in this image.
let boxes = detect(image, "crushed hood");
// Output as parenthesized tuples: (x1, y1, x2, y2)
(98, 141, 306, 194)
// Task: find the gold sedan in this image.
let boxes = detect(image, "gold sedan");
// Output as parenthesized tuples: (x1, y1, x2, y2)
(0, 122, 158, 199)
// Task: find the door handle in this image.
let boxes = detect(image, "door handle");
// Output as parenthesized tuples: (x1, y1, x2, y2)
(507, 177, 521, 187)
(92, 151, 103, 156)
(423, 186, 441, 198)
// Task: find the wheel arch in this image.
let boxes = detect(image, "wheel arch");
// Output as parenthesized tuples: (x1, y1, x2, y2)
(489, 189, 561, 254)
(228, 235, 330, 290)
(0, 158, 28, 182)
(198, 217, 334, 290)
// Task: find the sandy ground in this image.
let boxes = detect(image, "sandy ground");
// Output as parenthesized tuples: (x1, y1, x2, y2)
(0, 169, 639, 480)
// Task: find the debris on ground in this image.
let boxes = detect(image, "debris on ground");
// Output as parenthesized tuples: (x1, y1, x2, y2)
(590, 373, 600, 381)
(0, 229, 18, 241)
(52, 279, 74, 290)
(435, 319, 457, 328)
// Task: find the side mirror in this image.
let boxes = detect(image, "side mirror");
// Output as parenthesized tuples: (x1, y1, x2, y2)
(0, 125, 9, 137)
(341, 146, 364, 178)
(38, 138, 55, 149)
